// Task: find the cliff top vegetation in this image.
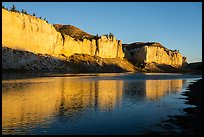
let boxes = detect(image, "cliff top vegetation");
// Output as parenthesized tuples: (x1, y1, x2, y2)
(2, 4, 49, 23)
(2, 4, 116, 42)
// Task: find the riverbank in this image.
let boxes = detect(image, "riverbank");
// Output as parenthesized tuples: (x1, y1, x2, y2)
(161, 78, 202, 135)
(177, 78, 202, 134)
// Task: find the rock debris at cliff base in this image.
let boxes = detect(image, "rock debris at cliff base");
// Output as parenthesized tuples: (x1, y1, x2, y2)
(2, 47, 136, 73)
(2, 47, 194, 73)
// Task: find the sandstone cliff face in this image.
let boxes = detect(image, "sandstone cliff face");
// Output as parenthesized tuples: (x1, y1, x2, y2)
(2, 9, 62, 56)
(145, 46, 183, 66)
(96, 36, 124, 58)
(2, 9, 124, 59)
(124, 42, 184, 67)
(61, 35, 124, 58)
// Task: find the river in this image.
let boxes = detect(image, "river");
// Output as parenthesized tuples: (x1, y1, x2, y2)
(2, 72, 202, 135)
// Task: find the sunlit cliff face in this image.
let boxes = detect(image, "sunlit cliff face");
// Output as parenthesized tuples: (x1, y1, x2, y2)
(2, 9, 124, 59)
(2, 77, 184, 134)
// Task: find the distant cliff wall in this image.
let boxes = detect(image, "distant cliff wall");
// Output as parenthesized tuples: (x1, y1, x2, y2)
(124, 42, 184, 67)
(2, 9, 124, 59)
(146, 46, 183, 66)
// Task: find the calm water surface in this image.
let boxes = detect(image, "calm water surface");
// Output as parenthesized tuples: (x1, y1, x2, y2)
(2, 73, 202, 135)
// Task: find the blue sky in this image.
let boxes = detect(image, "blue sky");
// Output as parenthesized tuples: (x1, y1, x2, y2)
(2, 2, 202, 63)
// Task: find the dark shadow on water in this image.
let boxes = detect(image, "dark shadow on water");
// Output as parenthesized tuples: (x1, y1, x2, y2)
(153, 79, 203, 135)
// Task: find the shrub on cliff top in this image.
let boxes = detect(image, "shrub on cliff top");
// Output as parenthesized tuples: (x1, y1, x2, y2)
(2, 5, 8, 10)
(109, 32, 114, 39)
(3, 5, 49, 23)
(21, 9, 27, 14)
(102, 32, 115, 39)
(10, 5, 16, 12)
(93, 34, 100, 40)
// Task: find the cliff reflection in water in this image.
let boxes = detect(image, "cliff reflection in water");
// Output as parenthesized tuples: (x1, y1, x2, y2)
(2, 76, 184, 134)
(145, 80, 183, 100)
(2, 77, 123, 134)
(122, 79, 184, 103)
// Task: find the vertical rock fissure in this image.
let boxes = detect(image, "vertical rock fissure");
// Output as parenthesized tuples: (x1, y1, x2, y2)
(116, 41, 119, 58)
(62, 34, 65, 48)
(95, 39, 99, 56)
